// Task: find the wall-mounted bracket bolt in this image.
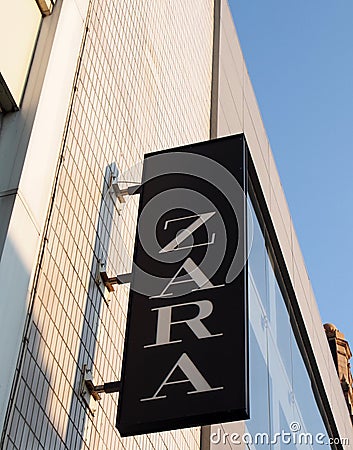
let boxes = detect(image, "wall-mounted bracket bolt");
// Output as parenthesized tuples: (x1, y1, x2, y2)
(99, 266, 132, 293)
(95, 260, 112, 301)
(107, 172, 141, 215)
(81, 365, 121, 415)
(80, 365, 99, 415)
(110, 176, 141, 204)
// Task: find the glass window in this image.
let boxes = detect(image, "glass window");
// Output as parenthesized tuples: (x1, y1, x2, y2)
(248, 200, 269, 315)
(245, 196, 329, 449)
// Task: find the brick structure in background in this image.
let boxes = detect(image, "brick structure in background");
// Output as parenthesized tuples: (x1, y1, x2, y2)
(324, 323, 353, 424)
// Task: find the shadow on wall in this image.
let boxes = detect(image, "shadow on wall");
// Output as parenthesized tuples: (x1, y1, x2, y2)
(4, 323, 66, 449)
(64, 163, 118, 449)
(0, 193, 15, 262)
(0, 237, 32, 448)
(0, 240, 68, 449)
(1, 164, 119, 450)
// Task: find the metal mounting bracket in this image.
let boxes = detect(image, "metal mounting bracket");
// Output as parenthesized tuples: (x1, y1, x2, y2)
(109, 170, 141, 202)
(111, 182, 141, 203)
(95, 260, 112, 302)
(81, 365, 121, 415)
(80, 365, 99, 415)
(99, 261, 132, 292)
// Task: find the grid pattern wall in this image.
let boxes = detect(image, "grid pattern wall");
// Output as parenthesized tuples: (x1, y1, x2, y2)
(3, 0, 214, 449)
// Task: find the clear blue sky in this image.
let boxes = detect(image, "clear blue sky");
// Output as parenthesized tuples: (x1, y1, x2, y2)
(229, 0, 353, 345)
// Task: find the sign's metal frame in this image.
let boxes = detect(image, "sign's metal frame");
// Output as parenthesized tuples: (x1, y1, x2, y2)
(116, 133, 250, 436)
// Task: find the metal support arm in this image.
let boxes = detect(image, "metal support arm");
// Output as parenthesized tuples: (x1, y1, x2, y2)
(94, 381, 122, 394)
(100, 270, 132, 292)
(81, 365, 121, 412)
(111, 183, 141, 203)
(85, 379, 121, 401)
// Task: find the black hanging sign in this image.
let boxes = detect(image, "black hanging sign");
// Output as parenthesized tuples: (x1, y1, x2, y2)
(116, 133, 249, 436)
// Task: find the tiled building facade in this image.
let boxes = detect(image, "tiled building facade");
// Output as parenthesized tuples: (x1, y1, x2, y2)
(1, 0, 213, 448)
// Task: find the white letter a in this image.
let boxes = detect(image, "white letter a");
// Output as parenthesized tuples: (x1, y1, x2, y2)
(140, 353, 223, 402)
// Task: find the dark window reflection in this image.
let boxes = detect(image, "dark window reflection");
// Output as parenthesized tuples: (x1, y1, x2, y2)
(246, 198, 329, 449)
